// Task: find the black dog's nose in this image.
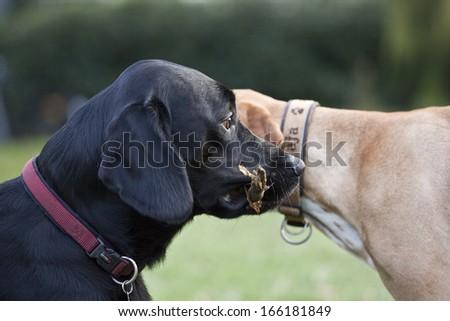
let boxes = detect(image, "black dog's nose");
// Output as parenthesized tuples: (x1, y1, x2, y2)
(287, 155, 305, 176)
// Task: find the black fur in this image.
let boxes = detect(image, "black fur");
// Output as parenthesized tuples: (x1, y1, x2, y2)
(0, 60, 302, 300)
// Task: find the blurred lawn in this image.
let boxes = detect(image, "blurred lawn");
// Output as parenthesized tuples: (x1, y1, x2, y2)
(0, 137, 392, 300)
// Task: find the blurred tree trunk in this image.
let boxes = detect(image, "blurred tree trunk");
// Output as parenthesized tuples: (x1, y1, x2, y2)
(0, 101, 11, 140)
(0, 56, 11, 140)
(382, 0, 450, 107)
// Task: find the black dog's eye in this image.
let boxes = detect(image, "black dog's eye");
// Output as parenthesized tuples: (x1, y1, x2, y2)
(222, 117, 233, 130)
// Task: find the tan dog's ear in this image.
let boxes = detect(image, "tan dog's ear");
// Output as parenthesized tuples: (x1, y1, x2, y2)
(237, 102, 284, 144)
(234, 89, 285, 145)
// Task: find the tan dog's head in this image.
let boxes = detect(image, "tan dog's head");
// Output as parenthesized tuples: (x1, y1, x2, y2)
(234, 89, 286, 144)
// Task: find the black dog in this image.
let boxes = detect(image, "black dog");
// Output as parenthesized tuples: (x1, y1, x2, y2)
(0, 60, 302, 300)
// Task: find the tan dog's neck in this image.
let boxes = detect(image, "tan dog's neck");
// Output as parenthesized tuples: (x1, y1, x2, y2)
(235, 89, 450, 299)
(303, 107, 384, 230)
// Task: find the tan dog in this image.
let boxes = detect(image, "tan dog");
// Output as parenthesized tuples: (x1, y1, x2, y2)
(234, 89, 450, 300)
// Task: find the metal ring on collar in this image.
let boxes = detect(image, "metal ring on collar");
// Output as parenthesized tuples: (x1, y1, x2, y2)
(111, 256, 139, 286)
(121, 281, 134, 295)
(280, 218, 313, 245)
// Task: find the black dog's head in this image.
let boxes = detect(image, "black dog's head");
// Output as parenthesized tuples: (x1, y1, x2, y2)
(89, 60, 303, 224)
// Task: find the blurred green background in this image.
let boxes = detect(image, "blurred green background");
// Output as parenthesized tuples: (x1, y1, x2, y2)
(1, 0, 448, 300)
(0, 0, 449, 137)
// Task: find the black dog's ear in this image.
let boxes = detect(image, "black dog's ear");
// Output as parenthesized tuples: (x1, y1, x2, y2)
(98, 97, 193, 224)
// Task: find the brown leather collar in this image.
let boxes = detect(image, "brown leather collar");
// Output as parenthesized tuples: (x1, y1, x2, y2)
(279, 99, 318, 227)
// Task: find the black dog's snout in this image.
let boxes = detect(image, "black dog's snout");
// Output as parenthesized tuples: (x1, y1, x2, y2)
(293, 160, 304, 176)
(287, 155, 305, 177)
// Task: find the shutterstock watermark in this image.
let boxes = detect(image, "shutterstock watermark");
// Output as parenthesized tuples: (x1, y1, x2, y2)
(270, 131, 347, 167)
(100, 131, 347, 169)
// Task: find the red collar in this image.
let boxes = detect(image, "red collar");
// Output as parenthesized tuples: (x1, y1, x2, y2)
(21, 158, 137, 283)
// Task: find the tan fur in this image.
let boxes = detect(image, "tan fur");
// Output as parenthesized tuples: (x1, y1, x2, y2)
(234, 89, 450, 300)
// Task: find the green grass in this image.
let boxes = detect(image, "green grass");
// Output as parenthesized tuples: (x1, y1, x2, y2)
(145, 215, 392, 300)
(0, 136, 49, 181)
(0, 137, 392, 300)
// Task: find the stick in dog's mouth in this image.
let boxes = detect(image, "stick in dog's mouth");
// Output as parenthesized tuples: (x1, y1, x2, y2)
(239, 165, 270, 213)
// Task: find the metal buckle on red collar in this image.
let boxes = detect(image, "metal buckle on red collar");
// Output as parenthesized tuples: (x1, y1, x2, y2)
(87, 238, 128, 276)
(86, 239, 139, 300)
(87, 238, 138, 299)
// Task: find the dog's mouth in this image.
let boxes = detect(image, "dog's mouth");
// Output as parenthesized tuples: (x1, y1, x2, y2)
(219, 182, 278, 214)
